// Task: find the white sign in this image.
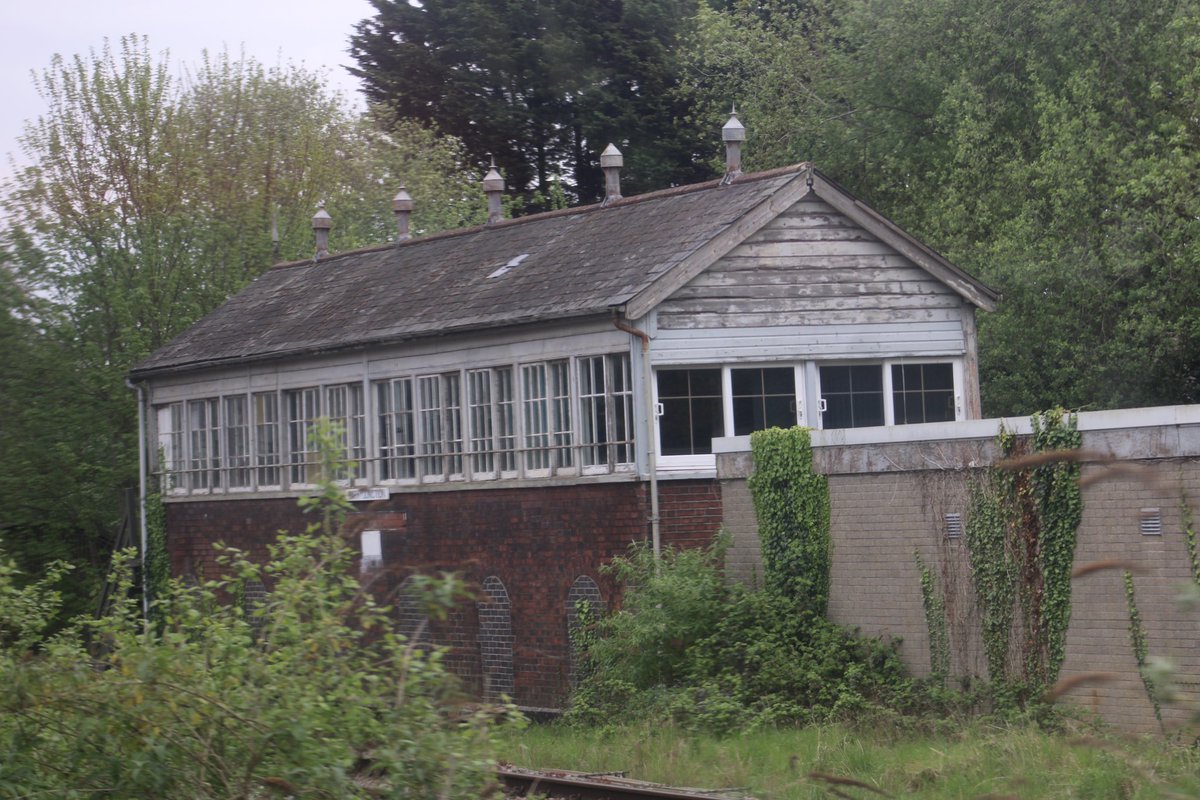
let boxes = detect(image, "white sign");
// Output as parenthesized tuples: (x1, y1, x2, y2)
(347, 487, 390, 502)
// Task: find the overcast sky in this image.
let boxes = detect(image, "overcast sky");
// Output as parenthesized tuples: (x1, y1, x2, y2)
(3, 0, 375, 175)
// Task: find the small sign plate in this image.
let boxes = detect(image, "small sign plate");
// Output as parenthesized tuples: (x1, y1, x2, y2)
(347, 487, 390, 502)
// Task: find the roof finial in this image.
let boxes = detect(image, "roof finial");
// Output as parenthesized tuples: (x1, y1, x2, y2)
(392, 185, 413, 243)
(482, 157, 505, 225)
(722, 105, 746, 185)
(312, 200, 332, 260)
(600, 143, 623, 205)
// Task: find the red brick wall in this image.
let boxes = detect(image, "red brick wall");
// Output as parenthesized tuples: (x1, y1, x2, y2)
(165, 478, 722, 709)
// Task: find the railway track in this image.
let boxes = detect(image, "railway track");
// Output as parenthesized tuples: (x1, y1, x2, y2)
(497, 764, 755, 800)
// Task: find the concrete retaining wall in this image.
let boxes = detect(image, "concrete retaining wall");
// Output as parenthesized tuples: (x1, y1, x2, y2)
(716, 405, 1200, 731)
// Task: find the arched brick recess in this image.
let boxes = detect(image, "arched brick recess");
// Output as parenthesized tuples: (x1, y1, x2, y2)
(477, 576, 514, 700)
(565, 575, 606, 687)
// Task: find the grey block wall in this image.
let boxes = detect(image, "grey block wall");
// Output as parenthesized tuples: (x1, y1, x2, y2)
(717, 409, 1200, 732)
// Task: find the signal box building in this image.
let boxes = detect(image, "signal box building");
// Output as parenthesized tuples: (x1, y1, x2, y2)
(129, 123, 998, 709)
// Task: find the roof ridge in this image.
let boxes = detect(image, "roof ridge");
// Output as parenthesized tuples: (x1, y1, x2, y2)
(269, 163, 812, 271)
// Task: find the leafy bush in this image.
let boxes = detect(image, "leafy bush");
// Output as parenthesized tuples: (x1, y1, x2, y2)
(568, 535, 917, 735)
(0, 421, 512, 798)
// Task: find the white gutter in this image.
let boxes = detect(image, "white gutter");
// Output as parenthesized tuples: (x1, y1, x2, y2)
(125, 377, 150, 619)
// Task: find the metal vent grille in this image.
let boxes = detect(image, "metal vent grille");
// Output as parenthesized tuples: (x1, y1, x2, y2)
(1139, 509, 1162, 536)
(944, 512, 964, 539)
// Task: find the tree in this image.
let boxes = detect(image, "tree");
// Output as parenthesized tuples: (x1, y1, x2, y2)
(350, 0, 710, 208)
(682, 0, 1200, 414)
(0, 36, 483, 615)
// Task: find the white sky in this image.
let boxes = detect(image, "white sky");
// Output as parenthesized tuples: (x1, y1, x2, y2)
(2, 0, 375, 175)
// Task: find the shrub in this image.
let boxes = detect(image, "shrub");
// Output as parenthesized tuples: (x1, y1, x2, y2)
(568, 534, 917, 735)
(0, 420, 512, 798)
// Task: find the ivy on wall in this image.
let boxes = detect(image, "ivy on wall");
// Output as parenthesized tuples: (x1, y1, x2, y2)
(914, 552, 950, 686)
(1123, 570, 1163, 728)
(143, 491, 171, 617)
(965, 410, 1083, 695)
(748, 427, 831, 615)
(1184, 500, 1200, 591)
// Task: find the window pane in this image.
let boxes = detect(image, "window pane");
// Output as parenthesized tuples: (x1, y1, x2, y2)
(851, 392, 885, 427)
(892, 363, 955, 424)
(656, 369, 690, 398)
(224, 395, 250, 488)
(850, 364, 882, 391)
(732, 367, 796, 436)
(254, 392, 279, 487)
(657, 368, 722, 455)
(820, 365, 883, 430)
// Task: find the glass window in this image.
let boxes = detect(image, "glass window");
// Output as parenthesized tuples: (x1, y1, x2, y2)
(467, 369, 496, 476)
(223, 395, 251, 488)
(417, 375, 444, 477)
(820, 365, 884, 429)
(156, 403, 185, 491)
(731, 367, 796, 435)
(522, 363, 550, 471)
(253, 392, 280, 487)
(326, 384, 366, 479)
(579, 354, 635, 468)
(496, 367, 517, 473)
(549, 360, 573, 469)
(188, 398, 221, 490)
(285, 388, 321, 485)
(657, 368, 724, 456)
(377, 378, 415, 480)
(892, 363, 955, 424)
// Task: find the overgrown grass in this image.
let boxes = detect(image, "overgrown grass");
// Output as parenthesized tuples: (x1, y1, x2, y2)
(498, 721, 1200, 799)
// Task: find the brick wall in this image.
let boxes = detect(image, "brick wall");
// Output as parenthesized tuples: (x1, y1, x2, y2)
(165, 478, 722, 710)
(717, 411, 1200, 732)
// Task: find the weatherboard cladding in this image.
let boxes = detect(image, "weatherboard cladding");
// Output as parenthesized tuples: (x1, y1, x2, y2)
(131, 168, 801, 376)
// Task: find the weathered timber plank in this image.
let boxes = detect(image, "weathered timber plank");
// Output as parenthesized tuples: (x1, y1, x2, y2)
(761, 213, 859, 230)
(685, 270, 948, 289)
(659, 294, 961, 314)
(745, 227, 880, 244)
(669, 281, 949, 300)
(657, 307, 963, 328)
(729, 240, 898, 258)
(711, 254, 918, 270)
(783, 199, 839, 215)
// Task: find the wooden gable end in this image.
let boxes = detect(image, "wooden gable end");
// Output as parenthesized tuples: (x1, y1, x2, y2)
(651, 194, 973, 366)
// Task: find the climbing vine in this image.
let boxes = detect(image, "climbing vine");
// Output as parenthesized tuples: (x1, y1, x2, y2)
(1123, 570, 1163, 728)
(143, 491, 171, 617)
(914, 552, 950, 686)
(748, 427, 830, 615)
(1184, 499, 1200, 591)
(965, 410, 1082, 695)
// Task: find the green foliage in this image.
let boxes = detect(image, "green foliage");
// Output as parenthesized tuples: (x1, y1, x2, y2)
(914, 553, 950, 687)
(965, 450, 1017, 683)
(965, 411, 1082, 699)
(683, 0, 1200, 415)
(1029, 409, 1083, 684)
(1122, 570, 1163, 729)
(747, 427, 831, 615)
(569, 534, 917, 735)
(143, 490, 170, 612)
(0, 36, 484, 621)
(0, 420, 511, 797)
(1184, 499, 1200, 591)
(350, 0, 709, 208)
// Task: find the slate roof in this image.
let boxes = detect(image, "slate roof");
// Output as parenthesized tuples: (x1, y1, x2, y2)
(130, 164, 998, 378)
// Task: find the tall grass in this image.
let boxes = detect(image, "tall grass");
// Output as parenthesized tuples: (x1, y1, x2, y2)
(498, 722, 1199, 799)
